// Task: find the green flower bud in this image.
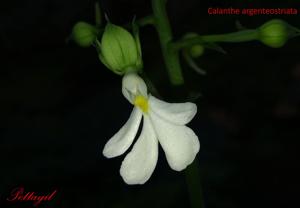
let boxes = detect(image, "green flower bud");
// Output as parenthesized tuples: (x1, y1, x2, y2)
(183, 33, 205, 58)
(189, 45, 205, 58)
(98, 23, 142, 75)
(259, 19, 291, 48)
(72, 21, 98, 47)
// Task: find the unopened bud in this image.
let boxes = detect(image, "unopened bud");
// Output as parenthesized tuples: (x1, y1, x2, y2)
(258, 19, 297, 48)
(72, 21, 98, 47)
(184, 33, 205, 58)
(98, 23, 142, 75)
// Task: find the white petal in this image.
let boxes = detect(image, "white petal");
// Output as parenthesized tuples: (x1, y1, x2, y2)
(149, 95, 197, 125)
(150, 112, 200, 171)
(122, 73, 148, 104)
(120, 116, 158, 185)
(103, 107, 142, 158)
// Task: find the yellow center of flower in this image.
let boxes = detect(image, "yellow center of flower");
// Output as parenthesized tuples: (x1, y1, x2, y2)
(134, 95, 149, 113)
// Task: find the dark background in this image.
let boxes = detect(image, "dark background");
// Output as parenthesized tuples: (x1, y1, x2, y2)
(0, 0, 299, 207)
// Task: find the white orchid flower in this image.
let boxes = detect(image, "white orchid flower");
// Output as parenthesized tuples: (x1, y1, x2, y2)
(103, 73, 200, 185)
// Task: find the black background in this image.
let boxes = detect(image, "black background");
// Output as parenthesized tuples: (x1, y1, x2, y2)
(0, 0, 299, 207)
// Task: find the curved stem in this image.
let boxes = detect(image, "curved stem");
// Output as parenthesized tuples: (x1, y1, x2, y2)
(173, 29, 259, 50)
(137, 15, 155, 27)
(152, 0, 184, 85)
(124, 15, 155, 30)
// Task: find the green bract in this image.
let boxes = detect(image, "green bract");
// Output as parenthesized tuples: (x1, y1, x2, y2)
(98, 23, 142, 75)
(259, 19, 288, 48)
(72, 21, 98, 47)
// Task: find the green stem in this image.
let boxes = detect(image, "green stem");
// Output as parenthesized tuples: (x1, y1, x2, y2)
(95, 1, 102, 27)
(185, 158, 204, 208)
(152, 1, 204, 207)
(152, 0, 184, 85)
(173, 29, 259, 50)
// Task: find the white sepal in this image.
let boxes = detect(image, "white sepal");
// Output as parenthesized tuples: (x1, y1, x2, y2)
(149, 95, 197, 125)
(120, 116, 158, 184)
(150, 111, 200, 171)
(103, 107, 142, 158)
(122, 73, 148, 104)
